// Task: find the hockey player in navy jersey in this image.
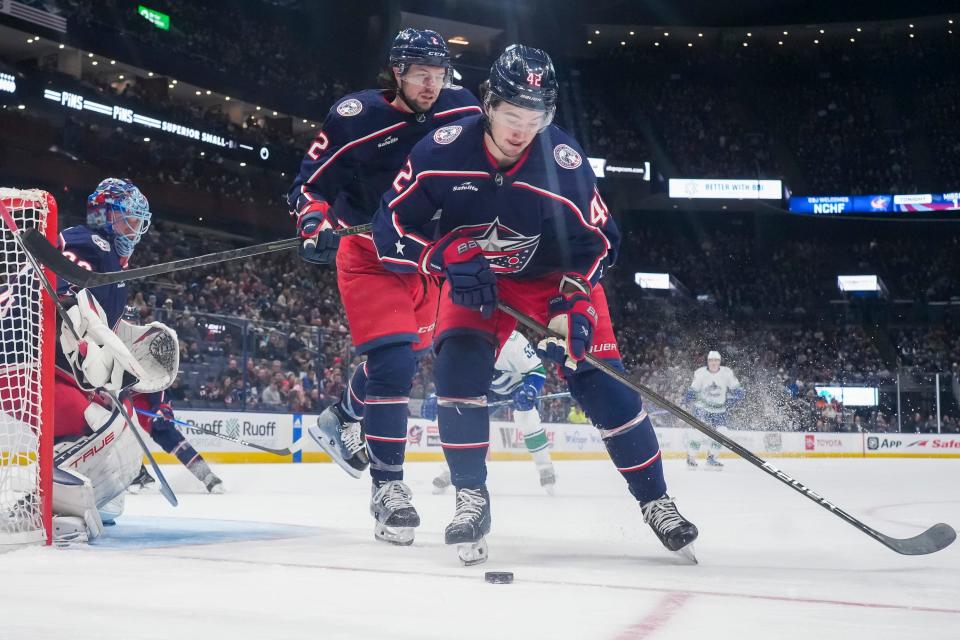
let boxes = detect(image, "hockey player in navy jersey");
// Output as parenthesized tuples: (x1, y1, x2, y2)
(287, 28, 481, 545)
(50, 179, 222, 542)
(372, 45, 698, 564)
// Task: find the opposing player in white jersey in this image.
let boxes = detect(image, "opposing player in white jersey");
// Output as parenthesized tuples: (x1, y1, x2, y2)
(683, 351, 744, 470)
(424, 331, 556, 494)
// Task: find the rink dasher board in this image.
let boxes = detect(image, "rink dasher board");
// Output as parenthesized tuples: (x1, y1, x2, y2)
(141, 412, 960, 463)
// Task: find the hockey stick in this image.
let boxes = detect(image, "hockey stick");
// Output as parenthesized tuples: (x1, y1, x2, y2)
(0, 202, 179, 507)
(486, 391, 571, 409)
(134, 408, 304, 456)
(20, 223, 373, 288)
(498, 302, 956, 556)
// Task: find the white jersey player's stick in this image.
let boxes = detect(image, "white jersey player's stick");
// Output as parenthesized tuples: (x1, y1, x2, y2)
(0, 202, 178, 507)
(499, 302, 956, 556)
(486, 391, 571, 409)
(134, 408, 304, 456)
(18, 224, 372, 288)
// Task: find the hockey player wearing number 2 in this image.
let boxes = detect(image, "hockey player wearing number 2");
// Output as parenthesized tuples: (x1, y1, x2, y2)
(50, 179, 221, 544)
(372, 45, 699, 565)
(287, 28, 481, 546)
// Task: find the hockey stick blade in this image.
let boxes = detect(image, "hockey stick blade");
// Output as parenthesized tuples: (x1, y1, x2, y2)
(875, 523, 956, 556)
(498, 302, 957, 556)
(21, 223, 372, 287)
(135, 408, 294, 456)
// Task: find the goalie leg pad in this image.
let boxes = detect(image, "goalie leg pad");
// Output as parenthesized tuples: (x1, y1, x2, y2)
(52, 467, 104, 545)
(55, 404, 143, 509)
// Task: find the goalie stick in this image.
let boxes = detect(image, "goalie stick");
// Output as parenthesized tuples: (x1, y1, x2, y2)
(134, 408, 305, 456)
(20, 223, 373, 288)
(498, 302, 957, 556)
(0, 202, 179, 507)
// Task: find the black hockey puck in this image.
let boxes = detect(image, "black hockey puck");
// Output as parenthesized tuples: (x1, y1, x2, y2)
(484, 571, 513, 584)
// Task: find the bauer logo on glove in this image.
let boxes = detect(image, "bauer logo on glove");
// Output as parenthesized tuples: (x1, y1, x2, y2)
(536, 274, 597, 371)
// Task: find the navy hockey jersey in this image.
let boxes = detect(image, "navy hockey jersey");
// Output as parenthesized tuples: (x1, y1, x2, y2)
(372, 115, 619, 284)
(287, 87, 481, 226)
(56, 225, 128, 329)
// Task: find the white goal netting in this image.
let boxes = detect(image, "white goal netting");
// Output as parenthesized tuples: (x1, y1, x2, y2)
(0, 188, 56, 547)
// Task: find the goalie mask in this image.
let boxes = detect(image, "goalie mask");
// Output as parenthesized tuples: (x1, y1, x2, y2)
(87, 178, 151, 258)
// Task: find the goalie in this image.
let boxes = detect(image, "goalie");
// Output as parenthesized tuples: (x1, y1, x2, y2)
(50, 179, 211, 545)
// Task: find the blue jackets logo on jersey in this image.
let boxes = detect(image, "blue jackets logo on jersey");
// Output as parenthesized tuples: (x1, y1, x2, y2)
(336, 99, 364, 117)
(90, 234, 111, 252)
(553, 144, 582, 169)
(452, 217, 540, 273)
(433, 125, 462, 145)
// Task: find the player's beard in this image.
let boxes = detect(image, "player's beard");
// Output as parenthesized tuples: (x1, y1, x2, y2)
(400, 84, 438, 113)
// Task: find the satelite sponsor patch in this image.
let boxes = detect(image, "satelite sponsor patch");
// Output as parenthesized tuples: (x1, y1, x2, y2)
(553, 144, 582, 169)
(434, 125, 462, 144)
(90, 234, 111, 252)
(336, 99, 363, 117)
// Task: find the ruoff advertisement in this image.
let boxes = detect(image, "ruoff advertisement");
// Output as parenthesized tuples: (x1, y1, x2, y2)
(144, 410, 960, 462)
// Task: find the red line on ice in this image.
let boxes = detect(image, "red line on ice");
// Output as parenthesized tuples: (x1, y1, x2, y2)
(614, 591, 691, 639)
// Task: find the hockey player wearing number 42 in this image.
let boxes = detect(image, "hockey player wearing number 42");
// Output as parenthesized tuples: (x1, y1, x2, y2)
(683, 350, 744, 471)
(372, 44, 699, 565)
(423, 331, 556, 495)
(287, 28, 481, 546)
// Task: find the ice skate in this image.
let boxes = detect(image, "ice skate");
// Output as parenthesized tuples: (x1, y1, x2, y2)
(686, 454, 698, 470)
(370, 480, 420, 545)
(310, 403, 369, 478)
(704, 454, 724, 471)
(187, 459, 226, 494)
(445, 486, 491, 566)
(432, 468, 452, 494)
(205, 474, 225, 494)
(641, 494, 699, 563)
(127, 464, 156, 493)
(538, 464, 556, 495)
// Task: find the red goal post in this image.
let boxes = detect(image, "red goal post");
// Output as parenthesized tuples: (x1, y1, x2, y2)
(0, 188, 57, 547)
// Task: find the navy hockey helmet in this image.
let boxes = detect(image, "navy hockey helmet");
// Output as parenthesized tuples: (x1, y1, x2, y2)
(389, 28, 451, 70)
(487, 44, 558, 124)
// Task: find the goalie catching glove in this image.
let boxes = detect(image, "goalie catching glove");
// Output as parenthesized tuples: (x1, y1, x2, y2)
(536, 274, 598, 371)
(60, 289, 179, 393)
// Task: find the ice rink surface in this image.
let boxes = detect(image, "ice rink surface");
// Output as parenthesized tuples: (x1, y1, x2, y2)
(3, 457, 959, 639)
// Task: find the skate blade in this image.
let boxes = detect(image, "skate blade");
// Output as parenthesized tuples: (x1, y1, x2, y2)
(674, 542, 698, 564)
(308, 426, 363, 479)
(375, 523, 415, 546)
(542, 483, 556, 496)
(703, 465, 724, 472)
(456, 539, 489, 566)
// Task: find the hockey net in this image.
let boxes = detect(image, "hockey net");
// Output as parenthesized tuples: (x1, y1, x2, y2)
(0, 188, 57, 547)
